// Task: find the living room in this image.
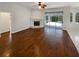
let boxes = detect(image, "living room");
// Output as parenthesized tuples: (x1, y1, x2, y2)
(0, 2, 79, 57)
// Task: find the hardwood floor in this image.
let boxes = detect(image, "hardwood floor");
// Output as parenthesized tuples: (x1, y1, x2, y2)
(0, 31, 11, 57)
(11, 26, 79, 57)
(0, 27, 79, 57)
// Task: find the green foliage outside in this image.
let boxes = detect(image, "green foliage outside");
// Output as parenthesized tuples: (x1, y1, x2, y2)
(50, 16, 63, 23)
(76, 15, 79, 22)
(45, 15, 63, 23)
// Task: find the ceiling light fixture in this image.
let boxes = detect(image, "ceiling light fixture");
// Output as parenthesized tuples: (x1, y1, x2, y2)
(39, 6, 41, 9)
(38, 2, 47, 9)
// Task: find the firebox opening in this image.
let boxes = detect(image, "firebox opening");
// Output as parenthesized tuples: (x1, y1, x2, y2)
(34, 21, 40, 26)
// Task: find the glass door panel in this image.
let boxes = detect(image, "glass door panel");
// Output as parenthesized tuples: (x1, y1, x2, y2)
(45, 12, 63, 29)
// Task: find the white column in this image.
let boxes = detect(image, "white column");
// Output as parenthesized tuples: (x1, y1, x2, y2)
(73, 12, 76, 23)
(63, 6, 71, 31)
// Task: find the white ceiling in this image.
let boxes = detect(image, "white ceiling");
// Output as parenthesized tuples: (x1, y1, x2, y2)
(1, 2, 79, 9)
(17, 2, 79, 9)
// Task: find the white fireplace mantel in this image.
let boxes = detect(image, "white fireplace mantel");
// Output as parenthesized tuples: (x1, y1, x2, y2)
(31, 19, 44, 28)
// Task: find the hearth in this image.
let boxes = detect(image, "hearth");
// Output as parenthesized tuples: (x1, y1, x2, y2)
(34, 21, 40, 26)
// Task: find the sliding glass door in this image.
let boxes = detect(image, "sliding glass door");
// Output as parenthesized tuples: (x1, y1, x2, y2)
(45, 11, 63, 29)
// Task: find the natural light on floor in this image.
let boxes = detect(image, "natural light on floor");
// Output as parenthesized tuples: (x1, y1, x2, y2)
(46, 22, 62, 27)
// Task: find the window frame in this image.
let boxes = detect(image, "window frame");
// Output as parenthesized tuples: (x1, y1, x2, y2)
(76, 12, 79, 23)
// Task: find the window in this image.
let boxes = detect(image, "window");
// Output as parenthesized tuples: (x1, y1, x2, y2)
(50, 16, 58, 22)
(46, 16, 48, 23)
(70, 13, 72, 22)
(76, 13, 79, 22)
(58, 15, 63, 23)
(50, 15, 63, 22)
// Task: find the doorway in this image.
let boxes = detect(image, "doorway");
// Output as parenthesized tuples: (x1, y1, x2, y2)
(45, 11, 63, 29)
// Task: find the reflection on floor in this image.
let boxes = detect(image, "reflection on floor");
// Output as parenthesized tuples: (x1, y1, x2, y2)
(11, 27, 79, 57)
(0, 32, 11, 57)
(0, 27, 79, 57)
(46, 22, 62, 29)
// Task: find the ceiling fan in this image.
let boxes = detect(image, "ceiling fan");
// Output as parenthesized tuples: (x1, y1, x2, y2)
(38, 2, 47, 9)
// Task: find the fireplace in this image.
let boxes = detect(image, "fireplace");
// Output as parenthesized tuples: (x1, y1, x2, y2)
(34, 21, 40, 26)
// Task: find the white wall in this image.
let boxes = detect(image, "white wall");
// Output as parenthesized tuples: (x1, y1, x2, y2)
(0, 3, 11, 37)
(0, 12, 11, 33)
(63, 6, 71, 31)
(63, 7, 79, 32)
(69, 7, 79, 31)
(0, 3, 31, 33)
(11, 4, 31, 33)
(67, 7, 79, 53)
(31, 9, 44, 19)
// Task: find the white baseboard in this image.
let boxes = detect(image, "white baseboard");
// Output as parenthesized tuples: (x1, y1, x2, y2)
(12, 27, 30, 34)
(67, 30, 79, 53)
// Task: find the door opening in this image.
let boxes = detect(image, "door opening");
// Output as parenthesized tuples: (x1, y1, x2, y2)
(45, 11, 63, 29)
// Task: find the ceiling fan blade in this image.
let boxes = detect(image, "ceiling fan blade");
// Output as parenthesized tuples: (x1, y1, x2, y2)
(38, 2, 41, 6)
